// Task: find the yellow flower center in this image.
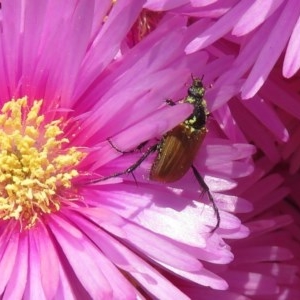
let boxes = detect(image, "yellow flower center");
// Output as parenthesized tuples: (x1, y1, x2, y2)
(0, 97, 85, 230)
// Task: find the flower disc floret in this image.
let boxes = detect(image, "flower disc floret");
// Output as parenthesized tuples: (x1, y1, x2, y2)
(0, 97, 85, 229)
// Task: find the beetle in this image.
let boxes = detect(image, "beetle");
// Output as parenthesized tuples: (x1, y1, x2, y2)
(150, 77, 208, 182)
(90, 76, 220, 231)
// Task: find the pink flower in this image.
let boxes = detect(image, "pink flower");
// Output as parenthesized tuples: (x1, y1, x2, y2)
(140, 2, 300, 299)
(0, 1, 254, 299)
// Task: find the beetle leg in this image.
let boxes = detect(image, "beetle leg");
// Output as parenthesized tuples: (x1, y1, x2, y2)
(165, 99, 176, 106)
(107, 137, 148, 154)
(89, 144, 159, 184)
(191, 164, 220, 232)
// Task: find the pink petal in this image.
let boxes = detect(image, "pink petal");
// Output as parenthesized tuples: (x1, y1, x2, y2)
(217, 194, 253, 213)
(165, 265, 229, 290)
(283, 14, 300, 77)
(246, 216, 294, 238)
(4, 235, 28, 299)
(220, 224, 250, 239)
(0, 227, 19, 294)
(232, 0, 284, 36)
(234, 246, 293, 264)
(145, 0, 189, 10)
(23, 232, 45, 299)
(122, 222, 204, 271)
(35, 225, 60, 299)
(241, 95, 289, 142)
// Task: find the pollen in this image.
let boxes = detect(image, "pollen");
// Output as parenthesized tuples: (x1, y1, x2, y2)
(0, 97, 85, 230)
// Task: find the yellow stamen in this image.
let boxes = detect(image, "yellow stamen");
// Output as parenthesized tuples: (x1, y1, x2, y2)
(0, 97, 85, 230)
